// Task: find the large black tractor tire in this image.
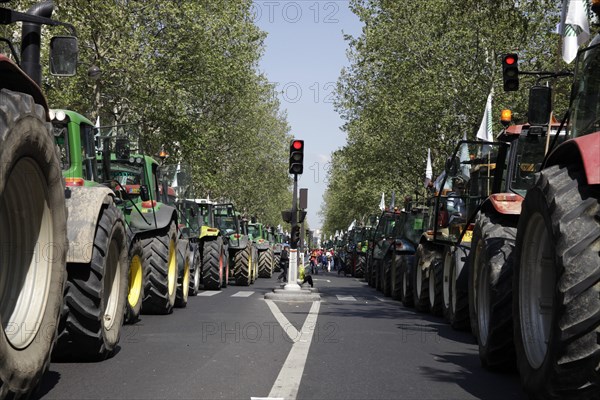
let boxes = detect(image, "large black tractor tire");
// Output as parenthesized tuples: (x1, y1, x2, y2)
(221, 244, 229, 288)
(413, 244, 436, 313)
(513, 164, 600, 400)
(355, 254, 366, 278)
(470, 213, 517, 370)
(258, 250, 273, 278)
(392, 254, 403, 300)
(234, 246, 252, 286)
(189, 244, 201, 296)
(141, 221, 178, 314)
(250, 246, 259, 284)
(202, 238, 224, 290)
(0, 90, 68, 398)
(382, 256, 393, 297)
(443, 247, 470, 331)
(428, 259, 444, 317)
(401, 257, 415, 307)
(273, 253, 281, 272)
(54, 204, 128, 361)
(175, 239, 191, 307)
(125, 238, 144, 324)
(376, 259, 384, 292)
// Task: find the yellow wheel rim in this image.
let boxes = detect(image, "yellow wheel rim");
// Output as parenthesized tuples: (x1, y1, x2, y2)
(183, 256, 190, 299)
(128, 255, 143, 308)
(168, 238, 177, 296)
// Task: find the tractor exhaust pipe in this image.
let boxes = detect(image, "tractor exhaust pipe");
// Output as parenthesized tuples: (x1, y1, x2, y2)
(21, 0, 54, 86)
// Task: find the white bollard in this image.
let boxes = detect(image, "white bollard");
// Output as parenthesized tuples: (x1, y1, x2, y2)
(284, 249, 301, 290)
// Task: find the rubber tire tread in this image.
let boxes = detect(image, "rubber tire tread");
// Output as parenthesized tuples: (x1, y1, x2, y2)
(141, 221, 177, 314)
(0, 89, 68, 399)
(202, 238, 223, 290)
(258, 250, 273, 278)
(234, 246, 251, 286)
(383, 256, 393, 297)
(429, 259, 444, 316)
(54, 203, 128, 361)
(448, 248, 470, 331)
(125, 238, 144, 324)
(175, 238, 190, 307)
(401, 257, 415, 307)
(513, 164, 600, 400)
(474, 213, 517, 370)
(413, 244, 432, 313)
(355, 254, 366, 278)
(188, 243, 201, 296)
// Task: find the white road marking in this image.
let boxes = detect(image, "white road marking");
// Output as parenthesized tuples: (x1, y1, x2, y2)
(266, 301, 321, 400)
(313, 279, 331, 282)
(375, 296, 387, 302)
(196, 291, 222, 297)
(264, 299, 300, 341)
(231, 291, 255, 297)
(251, 398, 283, 400)
(336, 295, 357, 301)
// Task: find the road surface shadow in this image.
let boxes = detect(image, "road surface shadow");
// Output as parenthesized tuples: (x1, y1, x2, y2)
(32, 370, 60, 400)
(419, 352, 526, 400)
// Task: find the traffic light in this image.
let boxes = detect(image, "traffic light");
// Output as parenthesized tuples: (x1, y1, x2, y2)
(291, 225, 301, 247)
(289, 139, 304, 175)
(502, 53, 519, 92)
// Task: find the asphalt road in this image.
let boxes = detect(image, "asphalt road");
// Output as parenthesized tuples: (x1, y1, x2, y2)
(36, 271, 527, 400)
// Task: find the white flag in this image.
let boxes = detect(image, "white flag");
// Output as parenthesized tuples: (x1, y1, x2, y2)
(561, 0, 590, 64)
(379, 192, 385, 211)
(460, 133, 471, 178)
(424, 148, 433, 187)
(476, 90, 494, 143)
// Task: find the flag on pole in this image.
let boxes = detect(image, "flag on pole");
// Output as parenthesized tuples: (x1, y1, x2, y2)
(561, 0, 590, 64)
(476, 89, 494, 155)
(460, 132, 471, 178)
(424, 148, 433, 188)
(348, 220, 356, 231)
(379, 192, 385, 211)
(95, 116, 100, 128)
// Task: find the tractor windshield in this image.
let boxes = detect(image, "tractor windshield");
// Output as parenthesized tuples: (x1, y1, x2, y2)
(571, 40, 600, 138)
(216, 216, 236, 232)
(510, 130, 565, 196)
(247, 225, 259, 238)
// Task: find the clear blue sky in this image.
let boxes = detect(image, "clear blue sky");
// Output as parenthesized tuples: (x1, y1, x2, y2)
(253, 1, 363, 232)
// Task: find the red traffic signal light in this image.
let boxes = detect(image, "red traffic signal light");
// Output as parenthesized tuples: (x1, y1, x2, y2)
(289, 139, 304, 175)
(502, 53, 519, 92)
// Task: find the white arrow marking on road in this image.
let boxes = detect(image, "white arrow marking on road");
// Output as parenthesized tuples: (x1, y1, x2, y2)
(336, 295, 357, 301)
(265, 299, 299, 341)
(196, 291, 222, 296)
(264, 300, 320, 400)
(375, 297, 387, 302)
(231, 291, 255, 297)
(313, 279, 331, 283)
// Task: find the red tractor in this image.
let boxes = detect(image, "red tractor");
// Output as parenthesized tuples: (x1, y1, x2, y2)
(509, 7, 600, 397)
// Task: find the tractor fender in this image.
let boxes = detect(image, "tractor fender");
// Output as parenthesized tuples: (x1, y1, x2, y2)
(228, 236, 249, 250)
(0, 55, 49, 114)
(65, 186, 117, 264)
(255, 241, 270, 251)
(130, 204, 178, 232)
(480, 194, 523, 216)
(545, 133, 600, 185)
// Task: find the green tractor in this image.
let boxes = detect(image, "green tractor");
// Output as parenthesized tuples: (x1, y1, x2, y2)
(0, 2, 77, 395)
(51, 110, 129, 360)
(194, 199, 229, 290)
(249, 222, 274, 278)
(97, 133, 180, 319)
(272, 230, 286, 272)
(218, 208, 257, 285)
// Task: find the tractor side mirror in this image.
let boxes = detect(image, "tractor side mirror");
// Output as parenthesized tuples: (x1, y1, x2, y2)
(49, 36, 78, 76)
(528, 86, 552, 127)
(140, 185, 150, 202)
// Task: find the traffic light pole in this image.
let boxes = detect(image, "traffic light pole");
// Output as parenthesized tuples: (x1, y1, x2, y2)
(285, 173, 301, 290)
